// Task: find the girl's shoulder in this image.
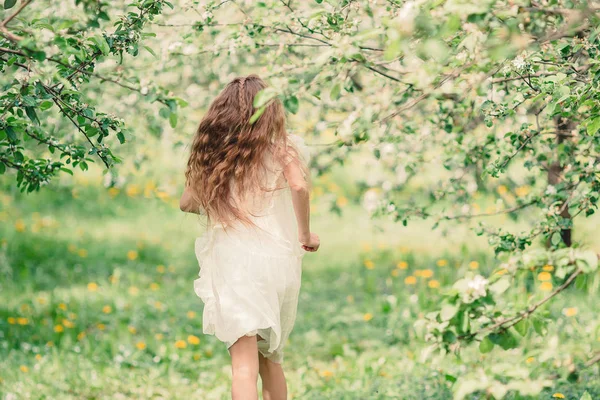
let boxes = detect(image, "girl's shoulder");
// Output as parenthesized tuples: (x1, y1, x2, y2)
(286, 133, 311, 164)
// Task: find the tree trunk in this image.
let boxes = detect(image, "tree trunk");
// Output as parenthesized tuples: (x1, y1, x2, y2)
(548, 117, 574, 247)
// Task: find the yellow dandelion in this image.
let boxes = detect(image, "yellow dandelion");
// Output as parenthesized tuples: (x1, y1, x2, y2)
(204, 349, 213, 358)
(420, 269, 434, 278)
(126, 184, 141, 197)
(144, 181, 157, 198)
(17, 317, 29, 325)
(526, 357, 535, 364)
(15, 220, 26, 232)
(35, 354, 42, 361)
(469, 261, 479, 270)
(193, 353, 201, 361)
(127, 250, 138, 261)
(37, 297, 47, 305)
(68, 312, 77, 320)
(360, 242, 372, 252)
(155, 191, 170, 201)
(436, 259, 448, 267)
(78, 249, 88, 258)
(397, 261, 408, 269)
(497, 185, 508, 195)
(327, 183, 339, 192)
(58, 303, 67, 310)
(188, 335, 201, 345)
(540, 282, 553, 291)
(108, 275, 118, 284)
(97, 323, 106, 331)
(391, 269, 400, 277)
(363, 313, 373, 322)
(62, 319, 74, 328)
(154, 301, 164, 310)
(321, 370, 334, 378)
(346, 295, 354, 303)
(54, 324, 64, 333)
(46, 341, 54, 347)
(537, 272, 552, 282)
(336, 196, 348, 207)
(552, 394, 565, 399)
(404, 276, 417, 285)
(7, 317, 16, 325)
(156, 265, 166, 273)
(364, 260, 375, 270)
(77, 332, 86, 341)
(19, 365, 28, 373)
(175, 340, 187, 349)
(428, 280, 440, 289)
(150, 283, 160, 291)
(136, 342, 147, 350)
(495, 268, 508, 276)
(102, 305, 112, 314)
(542, 264, 554, 272)
(562, 307, 578, 317)
(20, 304, 30, 312)
(87, 282, 98, 292)
(108, 187, 120, 198)
(128, 286, 139, 296)
(67, 244, 77, 253)
(128, 326, 137, 334)
(515, 185, 530, 197)
(168, 265, 175, 273)
(155, 333, 164, 340)
(187, 311, 196, 319)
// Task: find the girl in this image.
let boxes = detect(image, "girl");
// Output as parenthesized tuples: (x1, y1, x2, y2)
(180, 75, 320, 400)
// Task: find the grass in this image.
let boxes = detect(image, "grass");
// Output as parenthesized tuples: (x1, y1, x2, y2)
(1, 171, 600, 399)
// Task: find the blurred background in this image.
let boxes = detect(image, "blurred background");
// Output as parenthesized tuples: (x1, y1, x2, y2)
(2, 0, 600, 399)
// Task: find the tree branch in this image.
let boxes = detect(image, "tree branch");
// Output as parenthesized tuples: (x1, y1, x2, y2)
(460, 268, 583, 341)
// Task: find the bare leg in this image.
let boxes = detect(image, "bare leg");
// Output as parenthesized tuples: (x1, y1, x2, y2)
(229, 335, 259, 400)
(258, 352, 287, 400)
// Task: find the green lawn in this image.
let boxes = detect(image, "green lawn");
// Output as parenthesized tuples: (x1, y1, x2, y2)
(1, 173, 599, 399)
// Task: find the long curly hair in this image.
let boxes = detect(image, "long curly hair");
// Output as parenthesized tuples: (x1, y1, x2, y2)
(185, 75, 300, 227)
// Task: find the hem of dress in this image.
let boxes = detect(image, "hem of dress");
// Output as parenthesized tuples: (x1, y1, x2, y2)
(222, 325, 283, 363)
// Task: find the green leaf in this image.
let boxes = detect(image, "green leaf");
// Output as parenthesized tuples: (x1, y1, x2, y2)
(4, 0, 17, 9)
(253, 88, 278, 108)
(330, 82, 341, 100)
(169, 112, 178, 128)
(159, 107, 170, 119)
(587, 117, 600, 136)
(489, 331, 519, 350)
(514, 319, 529, 337)
(25, 107, 40, 125)
(5, 126, 17, 141)
(532, 318, 547, 336)
(39, 100, 53, 111)
(551, 232, 562, 246)
(479, 336, 494, 353)
(117, 132, 125, 144)
(143, 45, 157, 58)
(581, 391, 592, 400)
(440, 304, 458, 321)
(60, 167, 73, 175)
(283, 95, 299, 114)
(249, 106, 266, 124)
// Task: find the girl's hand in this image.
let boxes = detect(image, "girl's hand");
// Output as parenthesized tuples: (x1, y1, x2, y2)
(300, 232, 320, 252)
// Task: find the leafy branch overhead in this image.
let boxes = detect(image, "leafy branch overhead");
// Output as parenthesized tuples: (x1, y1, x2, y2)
(0, 0, 184, 192)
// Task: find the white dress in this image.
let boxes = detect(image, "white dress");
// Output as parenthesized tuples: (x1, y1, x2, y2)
(193, 134, 310, 364)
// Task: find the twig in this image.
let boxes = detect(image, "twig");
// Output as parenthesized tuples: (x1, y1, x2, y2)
(0, 0, 32, 27)
(442, 201, 536, 221)
(460, 268, 583, 340)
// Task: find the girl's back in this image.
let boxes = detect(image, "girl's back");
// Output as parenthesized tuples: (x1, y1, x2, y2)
(180, 75, 318, 374)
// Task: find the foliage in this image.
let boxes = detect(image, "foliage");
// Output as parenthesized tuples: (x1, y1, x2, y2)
(0, 0, 183, 192)
(2, 0, 600, 398)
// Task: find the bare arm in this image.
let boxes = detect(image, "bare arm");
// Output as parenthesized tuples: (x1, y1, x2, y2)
(179, 184, 202, 214)
(284, 159, 311, 242)
(284, 156, 319, 251)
